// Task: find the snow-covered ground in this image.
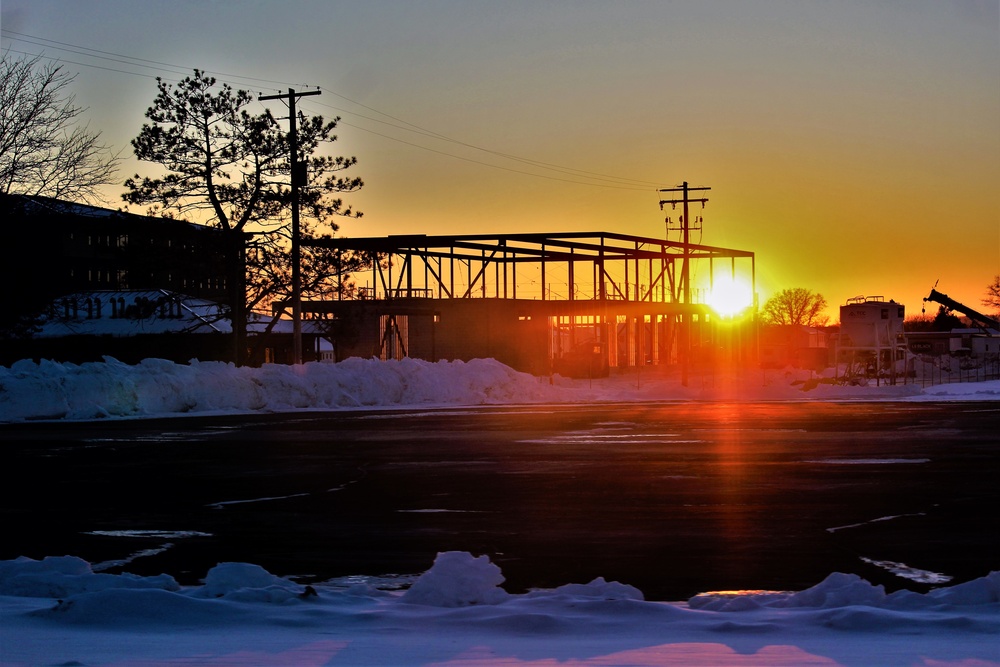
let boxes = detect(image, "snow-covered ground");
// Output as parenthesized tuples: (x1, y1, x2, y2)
(1, 356, 999, 665)
(2, 550, 998, 666)
(2, 355, 999, 423)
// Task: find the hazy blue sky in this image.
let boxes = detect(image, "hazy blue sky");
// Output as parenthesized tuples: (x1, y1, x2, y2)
(2, 0, 997, 316)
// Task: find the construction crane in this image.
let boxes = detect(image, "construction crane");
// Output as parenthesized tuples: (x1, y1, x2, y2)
(923, 287, 999, 332)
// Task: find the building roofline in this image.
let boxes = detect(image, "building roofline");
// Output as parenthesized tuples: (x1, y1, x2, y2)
(304, 230, 755, 260)
(0, 192, 221, 234)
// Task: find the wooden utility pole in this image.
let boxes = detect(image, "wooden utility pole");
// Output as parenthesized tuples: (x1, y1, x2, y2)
(659, 182, 710, 386)
(259, 88, 321, 364)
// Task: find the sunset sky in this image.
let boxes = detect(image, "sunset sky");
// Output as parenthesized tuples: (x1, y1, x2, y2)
(2, 0, 997, 321)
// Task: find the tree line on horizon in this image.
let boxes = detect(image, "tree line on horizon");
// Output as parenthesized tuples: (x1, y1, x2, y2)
(760, 280, 1000, 331)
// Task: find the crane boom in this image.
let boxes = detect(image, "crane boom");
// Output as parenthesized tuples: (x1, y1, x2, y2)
(924, 288, 999, 331)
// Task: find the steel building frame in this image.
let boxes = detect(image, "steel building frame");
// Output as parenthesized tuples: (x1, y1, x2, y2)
(293, 230, 756, 375)
(304, 230, 755, 304)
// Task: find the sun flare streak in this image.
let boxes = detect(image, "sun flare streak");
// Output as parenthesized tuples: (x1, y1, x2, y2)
(706, 277, 753, 317)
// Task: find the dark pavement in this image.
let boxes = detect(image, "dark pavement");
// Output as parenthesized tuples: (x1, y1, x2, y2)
(2, 401, 998, 601)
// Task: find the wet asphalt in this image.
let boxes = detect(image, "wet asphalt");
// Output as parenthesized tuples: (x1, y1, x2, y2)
(2, 401, 998, 601)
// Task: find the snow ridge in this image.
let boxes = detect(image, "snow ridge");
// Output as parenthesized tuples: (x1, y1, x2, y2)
(2, 356, 998, 423)
(2, 552, 999, 665)
(0, 356, 555, 421)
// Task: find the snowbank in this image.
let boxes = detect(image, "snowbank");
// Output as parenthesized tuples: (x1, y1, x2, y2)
(2, 356, 997, 422)
(3, 358, 998, 663)
(1, 552, 998, 665)
(0, 356, 557, 422)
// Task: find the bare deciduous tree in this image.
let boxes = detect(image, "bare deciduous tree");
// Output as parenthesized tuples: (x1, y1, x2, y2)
(0, 52, 120, 202)
(761, 287, 828, 326)
(984, 275, 1000, 316)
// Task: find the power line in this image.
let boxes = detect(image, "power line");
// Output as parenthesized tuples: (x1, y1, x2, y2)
(1, 46, 175, 82)
(2, 29, 664, 190)
(2, 30, 303, 90)
(305, 100, 656, 189)
(308, 86, 661, 188)
(337, 120, 653, 191)
(4, 32, 188, 77)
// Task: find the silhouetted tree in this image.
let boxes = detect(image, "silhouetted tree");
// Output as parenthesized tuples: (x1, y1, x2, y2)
(761, 287, 828, 326)
(984, 275, 1000, 316)
(123, 70, 363, 364)
(0, 52, 120, 201)
(904, 314, 936, 332)
(931, 305, 965, 331)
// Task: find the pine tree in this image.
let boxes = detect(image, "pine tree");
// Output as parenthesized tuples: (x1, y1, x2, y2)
(124, 70, 363, 364)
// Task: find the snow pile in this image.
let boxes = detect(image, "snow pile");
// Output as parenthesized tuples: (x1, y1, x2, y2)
(2, 356, 998, 422)
(194, 562, 312, 603)
(2, 552, 998, 666)
(540, 576, 645, 602)
(0, 555, 179, 599)
(401, 551, 510, 607)
(912, 379, 1000, 400)
(0, 356, 557, 421)
(689, 569, 999, 613)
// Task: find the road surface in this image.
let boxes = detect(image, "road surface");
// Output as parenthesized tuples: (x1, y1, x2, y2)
(2, 401, 998, 600)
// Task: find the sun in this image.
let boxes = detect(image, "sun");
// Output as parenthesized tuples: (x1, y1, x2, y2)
(706, 277, 753, 317)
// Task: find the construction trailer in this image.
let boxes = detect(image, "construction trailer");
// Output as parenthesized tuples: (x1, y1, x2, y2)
(289, 231, 757, 376)
(835, 295, 908, 384)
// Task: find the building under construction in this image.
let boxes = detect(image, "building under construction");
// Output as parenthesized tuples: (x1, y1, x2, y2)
(293, 228, 757, 377)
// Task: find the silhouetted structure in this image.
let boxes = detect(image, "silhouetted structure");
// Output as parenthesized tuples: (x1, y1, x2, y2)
(1, 287, 332, 366)
(923, 287, 1000, 331)
(0, 194, 255, 364)
(835, 295, 908, 384)
(1, 193, 230, 325)
(910, 288, 998, 366)
(4, 194, 758, 373)
(290, 231, 757, 375)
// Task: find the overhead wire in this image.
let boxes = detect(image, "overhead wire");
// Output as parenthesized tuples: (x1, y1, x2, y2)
(300, 97, 654, 190)
(306, 86, 660, 188)
(2, 30, 302, 90)
(2, 29, 663, 191)
(1, 46, 177, 82)
(333, 119, 654, 190)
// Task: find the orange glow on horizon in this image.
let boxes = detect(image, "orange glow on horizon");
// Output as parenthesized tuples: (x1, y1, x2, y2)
(47, 0, 994, 329)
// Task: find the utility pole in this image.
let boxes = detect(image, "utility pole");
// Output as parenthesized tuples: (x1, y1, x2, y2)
(259, 88, 321, 364)
(659, 181, 710, 386)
